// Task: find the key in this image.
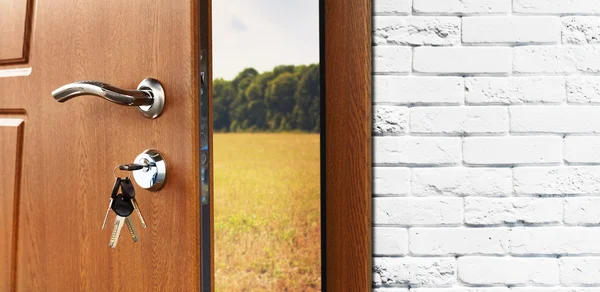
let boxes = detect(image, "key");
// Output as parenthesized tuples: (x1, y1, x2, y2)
(109, 215, 126, 248)
(108, 194, 134, 248)
(102, 177, 121, 230)
(124, 217, 140, 242)
(121, 177, 147, 228)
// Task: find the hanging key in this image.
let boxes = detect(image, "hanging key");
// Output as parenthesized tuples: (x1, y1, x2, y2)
(102, 177, 121, 230)
(108, 194, 136, 248)
(120, 177, 147, 228)
(124, 217, 139, 242)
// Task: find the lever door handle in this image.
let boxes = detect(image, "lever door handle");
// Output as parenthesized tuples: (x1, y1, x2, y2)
(52, 78, 165, 119)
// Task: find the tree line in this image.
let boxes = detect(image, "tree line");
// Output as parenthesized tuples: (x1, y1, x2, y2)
(213, 64, 320, 133)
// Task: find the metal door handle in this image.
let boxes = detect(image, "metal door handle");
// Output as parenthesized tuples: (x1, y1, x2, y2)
(51, 78, 165, 119)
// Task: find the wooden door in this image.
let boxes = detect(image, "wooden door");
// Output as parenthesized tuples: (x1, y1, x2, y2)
(0, 0, 209, 291)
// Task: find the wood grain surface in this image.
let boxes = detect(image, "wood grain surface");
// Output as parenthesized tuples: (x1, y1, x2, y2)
(324, 0, 373, 290)
(0, 0, 33, 65)
(0, 0, 203, 290)
(0, 119, 24, 292)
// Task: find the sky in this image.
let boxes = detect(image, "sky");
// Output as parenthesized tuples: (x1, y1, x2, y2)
(212, 0, 320, 80)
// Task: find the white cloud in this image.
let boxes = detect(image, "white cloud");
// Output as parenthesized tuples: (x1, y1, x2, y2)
(212, 0, 320, 80)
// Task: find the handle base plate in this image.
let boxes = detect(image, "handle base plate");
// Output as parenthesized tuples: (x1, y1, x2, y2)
(137, 78, 165, 119)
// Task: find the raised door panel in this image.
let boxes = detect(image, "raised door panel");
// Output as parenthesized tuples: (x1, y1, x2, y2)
(0, 0, 32, 64)
(0, 118, 24, 292)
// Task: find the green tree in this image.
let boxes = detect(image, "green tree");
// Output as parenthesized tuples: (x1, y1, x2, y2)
(265, 72, 297, 115)
(294, 64, 320, 131)
(213, 64, 320, 133)
(213, 78, 234, 131)
(273, 65, 295, 76)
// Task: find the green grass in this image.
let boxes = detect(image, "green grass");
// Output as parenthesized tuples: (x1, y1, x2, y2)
(214, 133, 321, 291)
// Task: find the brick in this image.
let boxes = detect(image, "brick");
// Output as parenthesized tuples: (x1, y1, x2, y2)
(511, 227, 600, 255)
(514, 166, 600, 195)
(567, 77, 600, 104)
(565, 197, 600, 225)
(561, 257, 600, 285)
(373, 197, 463, 226)
(373, 167, 410, 196)
(414, 47, 512, 74)
(463, 16, 560, 44)
(373, 0, 412, 14)
(374, 289, 409, 292)
(565, 136, 600, 164)
(373, 46, 411, 74)
(373, 16, 460, 46)
(414, 289, 509, 292)
(465, 77, 565, 104)
(373, 105, 409, 135)
(373, 227, 408, 256)
(514, 0, 600, 14)
(511, 106, 600, 134)
(412, 167, 512, 197)
(563, 17, 600, 44)
(413, 0, 510, 14)
(463, 137, 562, 165)
(374, 137, 461, 165)
(374, 76, 464, 105)
(465, 197, 562, 225)
(410, 106, 508, 135)
(373, 257, 456, 286)
(410, 228, 509, 255)
(458, 257, 558, 285)
(512, 289, 600, 292)
(514, 46, 600, 74)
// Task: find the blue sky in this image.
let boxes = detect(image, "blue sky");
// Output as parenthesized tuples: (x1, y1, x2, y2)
(212, 0, 320, 80)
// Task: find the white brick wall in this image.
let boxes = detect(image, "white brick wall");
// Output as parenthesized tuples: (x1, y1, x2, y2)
(372, 1, 600, 290)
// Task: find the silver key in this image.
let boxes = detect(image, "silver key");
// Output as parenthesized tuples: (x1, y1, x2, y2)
(124, 217, 140, 242)
(102, 177, 121, 230)
(131, 198, 147, 228)
(101, 198, 113, 230)
(109, 216, 126, 248)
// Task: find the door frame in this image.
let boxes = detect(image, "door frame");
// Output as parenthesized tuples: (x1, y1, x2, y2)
(201, 0, 372, 290)
(322, 0, 372, 290)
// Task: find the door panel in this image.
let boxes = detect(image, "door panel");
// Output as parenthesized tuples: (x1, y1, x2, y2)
(0, 0, 205, 291)
(0, 0, 32, 64)
(0, 118, 24, 292)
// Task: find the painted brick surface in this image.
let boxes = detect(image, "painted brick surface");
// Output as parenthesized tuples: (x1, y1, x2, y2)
(373, 105, 409, 135)
(565, 197, 600, 224)
(410, 106, 508, 134)
(373, 46, 411, 74)
(373, 17, 461, 46)
(514, 0, 600, 14)
(371, 1, 600, 290)
(412, 167, 512, 196)
(567, 77, 600, 103)
(510, 106, 600, 134)
(457, 257, 559, 285)
(373, 137, 461, 165)
(413, 47, 512, 74)
(413, 0, 510, 15)
(462, 16, 560, 44)
(464, 197, 562, 225)
(465, 77, 565, 105)
(463, 136, 562, 165)
(409, 228, 509, 255)
(373, 0, 412, 15)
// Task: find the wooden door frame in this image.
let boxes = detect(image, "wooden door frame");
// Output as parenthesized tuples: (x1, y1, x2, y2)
(202, 0, 372, 290)
(322, 0, 372, 290)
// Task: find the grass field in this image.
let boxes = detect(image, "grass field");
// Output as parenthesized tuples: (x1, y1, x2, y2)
(214, 133, 321, 291)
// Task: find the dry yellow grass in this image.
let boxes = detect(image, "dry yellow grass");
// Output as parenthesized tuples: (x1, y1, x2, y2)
(214, 133, 321, 292)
